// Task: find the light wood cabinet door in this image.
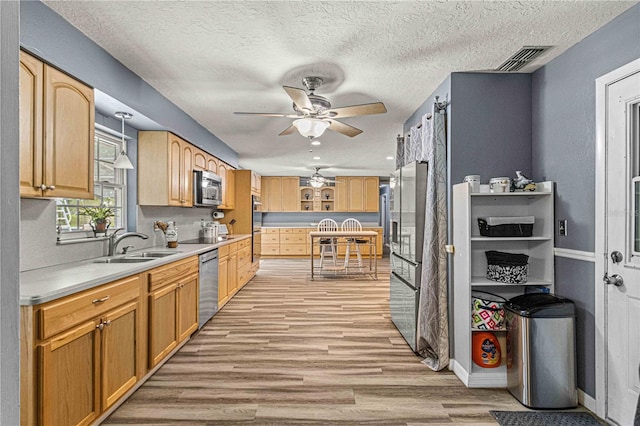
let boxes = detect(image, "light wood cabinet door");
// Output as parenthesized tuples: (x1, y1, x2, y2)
(347, 177, 365, 212)
(218, 255, 229, 306)
(193, 148, 207, 171)
(251, 170, 261, 195)
(44, 65, 94, 199)
(148, 283, 178, 368)
(101, 301, 139, 410)
(181, 142, 194, 207)
(168, 135, 183, 206)
(335, 177, 348, 211)
(207, 155, 219, 174)
(39, 320, 100, 426)
(282, 177, 300, 212)
(19, 51, 44, 198)
(228, 253, 238, 295)
(217, 162, 235, 209)
(262, 177, 282, 212)
(177, 274, 198, 343)
(364, 177, 379, 212)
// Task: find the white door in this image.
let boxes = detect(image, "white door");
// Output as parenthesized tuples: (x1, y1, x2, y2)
(605, 69, 640, 425)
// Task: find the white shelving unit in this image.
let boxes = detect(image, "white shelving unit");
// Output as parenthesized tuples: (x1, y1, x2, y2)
(451, 181, 555, 388)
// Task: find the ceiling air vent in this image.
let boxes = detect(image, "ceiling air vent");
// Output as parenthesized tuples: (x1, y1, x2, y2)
(496, 46, 552, 72)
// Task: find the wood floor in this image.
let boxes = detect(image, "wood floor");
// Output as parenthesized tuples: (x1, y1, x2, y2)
(105, 257, 526, 425)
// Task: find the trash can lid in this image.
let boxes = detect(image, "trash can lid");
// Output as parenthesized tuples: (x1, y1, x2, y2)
(505, 293, 575, 317)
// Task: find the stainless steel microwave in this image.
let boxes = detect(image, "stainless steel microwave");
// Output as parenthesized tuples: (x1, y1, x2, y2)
(194, 170, 222, 207)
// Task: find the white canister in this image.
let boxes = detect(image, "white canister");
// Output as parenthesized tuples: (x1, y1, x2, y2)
(463, 175, 481, 193)
(489, 177, 511, 193)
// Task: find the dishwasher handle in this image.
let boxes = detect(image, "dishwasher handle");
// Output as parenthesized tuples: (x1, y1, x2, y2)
(200, 249, 219, 264)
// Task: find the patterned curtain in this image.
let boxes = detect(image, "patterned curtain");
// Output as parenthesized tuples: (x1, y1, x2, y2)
(417, 107, 449, 371)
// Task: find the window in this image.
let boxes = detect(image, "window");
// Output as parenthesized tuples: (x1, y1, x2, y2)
(56, 130, 127, 234)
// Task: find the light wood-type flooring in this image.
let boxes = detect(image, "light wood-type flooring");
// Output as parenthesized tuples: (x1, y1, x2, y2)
(105, 257, 527, 425)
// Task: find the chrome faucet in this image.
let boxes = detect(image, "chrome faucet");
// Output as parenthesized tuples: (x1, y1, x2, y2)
(108, 228, 149, 256)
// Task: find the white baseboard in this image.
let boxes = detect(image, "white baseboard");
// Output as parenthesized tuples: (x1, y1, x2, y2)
(578, 389, 597, 413)
(554, 247, 596, 263)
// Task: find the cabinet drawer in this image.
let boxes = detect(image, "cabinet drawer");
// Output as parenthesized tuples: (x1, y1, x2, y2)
(238, 238, 251, 249)
(280, 228, 294, 234)
(148, 257, 198, 292)
(264, 228, 280, 234)
(39, 274, 140, 340)
(237, 263, 252, 287)
(292, 228, 310, 234)
(261, 244, 280, 255)
(262, 234, 279, 244)
(280, 244, 307, 255)
(237, 246, 252, 266)
(281, 234, 306, 244)
(219, 244, 229, 257)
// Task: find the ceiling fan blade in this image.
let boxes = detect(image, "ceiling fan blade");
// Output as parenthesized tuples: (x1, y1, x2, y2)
(234, 112, 299, 118)
(279, 125, 297, 136)
(328, 119, 363, 137)
(325, 102, 387, 118)
(283, 86, 313, 113)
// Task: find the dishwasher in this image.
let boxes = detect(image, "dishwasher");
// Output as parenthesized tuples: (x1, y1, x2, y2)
(198, 249, 219, 329)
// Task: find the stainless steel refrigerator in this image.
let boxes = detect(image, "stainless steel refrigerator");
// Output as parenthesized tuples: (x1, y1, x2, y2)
(390, 161, 428, 352)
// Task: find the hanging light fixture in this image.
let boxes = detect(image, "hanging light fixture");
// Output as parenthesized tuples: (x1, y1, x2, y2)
(113, 111, 134, 169)
(292, 118, 329, 138)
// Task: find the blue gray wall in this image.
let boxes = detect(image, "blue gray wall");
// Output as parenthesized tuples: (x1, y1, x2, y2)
(0, 1, 20, 423)
(531, 4, 640, 397)
(263, 212, 379, 226)
(19, 1, 238, 167)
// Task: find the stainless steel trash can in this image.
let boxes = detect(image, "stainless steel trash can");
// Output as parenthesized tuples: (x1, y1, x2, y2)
(505, 294, 577, 409)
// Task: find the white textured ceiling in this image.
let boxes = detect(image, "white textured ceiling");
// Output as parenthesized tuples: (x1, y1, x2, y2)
(44, 1, 636, 178)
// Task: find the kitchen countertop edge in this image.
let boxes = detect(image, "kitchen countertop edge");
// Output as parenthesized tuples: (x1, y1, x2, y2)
(20, 234, 252, 306)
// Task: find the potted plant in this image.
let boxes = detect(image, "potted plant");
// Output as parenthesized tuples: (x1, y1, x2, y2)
(80, 206, 114, 233)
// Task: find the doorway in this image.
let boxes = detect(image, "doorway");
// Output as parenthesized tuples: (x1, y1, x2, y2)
(595, 58, 640, 425)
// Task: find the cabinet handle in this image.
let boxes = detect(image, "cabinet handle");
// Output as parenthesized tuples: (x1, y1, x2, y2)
(96, 322, 104, 330)
(104, 320, 112, 326)
(47, 185, 55, 191)
(92, 295, 110, 304)
(39, 184, 47, 191)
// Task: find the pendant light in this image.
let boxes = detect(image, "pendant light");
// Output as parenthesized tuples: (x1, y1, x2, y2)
(113, 111, 134, 169)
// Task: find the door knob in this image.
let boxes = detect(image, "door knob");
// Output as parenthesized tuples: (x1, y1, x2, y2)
(603, 272, 624, 287)
(610, 251, 623, 264)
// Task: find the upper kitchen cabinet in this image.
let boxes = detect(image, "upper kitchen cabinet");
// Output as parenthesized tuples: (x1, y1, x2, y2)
(262, 176, 299, 212)
(251, 170, 261, 196)
(206, 154, 219, 174)
(19, 50, 95, 199)
(193, 147, 207, 171)
(335, 176, 379, 212)
(217, 161, 235, 210)
(138, 131, 193, 207)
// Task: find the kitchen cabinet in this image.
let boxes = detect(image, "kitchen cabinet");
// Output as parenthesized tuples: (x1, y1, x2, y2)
(138, 131, 194, 207)
(261, 176, 299, 212)
(262, 227, 383, 258)
(193, 147, 207, 171)
(237, 238, 253, 288)
(21, 274, 142, 426)
(251, 170, 261, 196)
(217, 161, 235, 209)
(19, 50, 95, 199)
(148, 256, 199, 368)
(218, 242, 239, 308)
(335, 177, 379, 212)
(261, 228, 280, 255)
(451, 182, 554, 388)
(207, 154, 219, 174)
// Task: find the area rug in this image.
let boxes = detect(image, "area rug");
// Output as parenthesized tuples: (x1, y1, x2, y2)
(490, 410, 605, 426)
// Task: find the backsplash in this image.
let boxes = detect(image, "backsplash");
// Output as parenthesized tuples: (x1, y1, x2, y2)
(19, 198, 217, 272)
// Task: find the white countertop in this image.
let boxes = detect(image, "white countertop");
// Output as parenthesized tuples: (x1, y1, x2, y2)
(20, 234, 251, 306)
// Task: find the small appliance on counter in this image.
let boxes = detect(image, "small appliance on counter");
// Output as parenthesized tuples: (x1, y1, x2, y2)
(216, 224, 229, 241)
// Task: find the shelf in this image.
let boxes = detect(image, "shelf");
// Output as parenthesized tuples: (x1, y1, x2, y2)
(471, 236, 551, 242)
(471, 276, 552, 286)
(471, 191, 551, 197)
(472, 327, 506, 332)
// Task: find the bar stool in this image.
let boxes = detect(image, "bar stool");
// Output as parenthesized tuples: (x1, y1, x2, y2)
(317, 218, 338, 268)
(341, 218, 365, 269)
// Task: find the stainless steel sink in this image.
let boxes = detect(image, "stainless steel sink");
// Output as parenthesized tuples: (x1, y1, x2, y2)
(132, 251, 181, 258)
(93, 257, 154, 264)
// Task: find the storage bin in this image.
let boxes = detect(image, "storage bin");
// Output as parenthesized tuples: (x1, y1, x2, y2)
(486, 250, 529, 284)
(478, 216, 534, 237)
(472, 290, 506, 330)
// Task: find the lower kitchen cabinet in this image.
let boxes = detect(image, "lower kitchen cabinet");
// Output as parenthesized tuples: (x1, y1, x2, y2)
(148, 256, 199, 368)
(22, 274, 143, 426)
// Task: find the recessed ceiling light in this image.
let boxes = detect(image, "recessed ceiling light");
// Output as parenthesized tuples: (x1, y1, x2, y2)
(313, 156, 320, 160)
(386, 156, 394, 160)
(311, 140, 321, 146)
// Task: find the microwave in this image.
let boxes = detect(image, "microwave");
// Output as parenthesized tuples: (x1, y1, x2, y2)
(193, 170, 222, 207)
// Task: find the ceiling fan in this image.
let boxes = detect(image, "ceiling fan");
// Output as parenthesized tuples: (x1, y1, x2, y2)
(234, 76, 387, 138)
(309, 167, 336, 188)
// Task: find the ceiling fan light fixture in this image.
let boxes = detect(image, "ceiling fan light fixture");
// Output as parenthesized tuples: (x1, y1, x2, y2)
(293, 118, 329, 138)
(310, 178, 324, 188)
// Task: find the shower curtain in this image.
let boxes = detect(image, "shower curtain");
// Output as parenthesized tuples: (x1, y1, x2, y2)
(401, 105, 449, 371)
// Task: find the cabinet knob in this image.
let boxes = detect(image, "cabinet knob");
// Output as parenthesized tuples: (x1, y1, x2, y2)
(47, 185, 55, 191)
(39, 184, 47, 191)
(104, 320, 112, 326)
(96, 322, 104, 330)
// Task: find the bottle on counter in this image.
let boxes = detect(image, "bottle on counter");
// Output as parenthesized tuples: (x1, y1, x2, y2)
(166, 221, 178, 248)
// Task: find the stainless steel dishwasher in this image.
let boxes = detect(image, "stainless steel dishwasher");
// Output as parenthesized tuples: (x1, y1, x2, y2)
(198, 249, 218, 329)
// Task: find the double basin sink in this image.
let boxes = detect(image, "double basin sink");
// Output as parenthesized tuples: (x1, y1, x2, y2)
(93, 251, 182, 264)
